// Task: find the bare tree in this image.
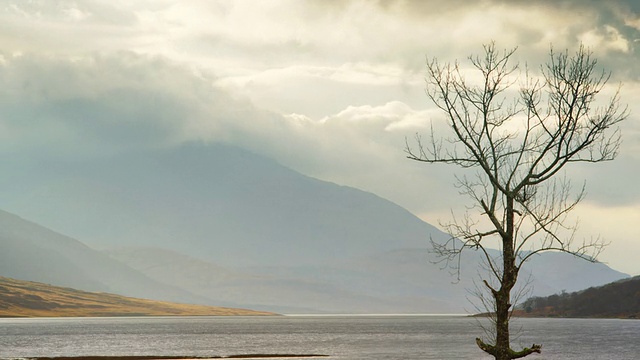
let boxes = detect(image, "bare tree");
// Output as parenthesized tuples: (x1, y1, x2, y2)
(406, 43, 627, 359)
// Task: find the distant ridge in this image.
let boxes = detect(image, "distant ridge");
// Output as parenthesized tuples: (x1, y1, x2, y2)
(0, 276, 276, 317)
(0, 209, 221, 307)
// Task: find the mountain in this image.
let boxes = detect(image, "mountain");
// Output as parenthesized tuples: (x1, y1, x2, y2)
(0, 210, 212, 306)
(0, 200, 625, 314)
(0, 143, 447, 267)
(517, 276, 640, 318)
(0, 276, 275, 317)
(0, 143, 629, 313)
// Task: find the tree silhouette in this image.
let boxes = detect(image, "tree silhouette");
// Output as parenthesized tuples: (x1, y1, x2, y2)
(406, 43, 628, 359)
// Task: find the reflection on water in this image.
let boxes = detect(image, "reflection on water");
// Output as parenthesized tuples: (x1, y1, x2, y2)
(0, 316, 638, 360)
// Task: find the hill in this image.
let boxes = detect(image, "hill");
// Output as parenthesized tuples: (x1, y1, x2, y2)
(0, 276, 275, 317)
(0, 209, 222, 307)
(517, 276, 640, 318)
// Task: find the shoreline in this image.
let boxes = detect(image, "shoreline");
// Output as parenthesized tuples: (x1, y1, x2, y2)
(26, 355, 330, 360)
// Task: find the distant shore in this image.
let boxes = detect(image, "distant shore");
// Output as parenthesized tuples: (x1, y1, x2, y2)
(29, 355, 329, 360)
(471, 311, 639, 319)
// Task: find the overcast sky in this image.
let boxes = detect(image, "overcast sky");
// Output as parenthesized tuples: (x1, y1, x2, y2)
(1, 0, 639, 275)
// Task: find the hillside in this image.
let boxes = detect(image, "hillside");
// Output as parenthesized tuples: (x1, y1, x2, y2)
(0, 276, 275, 317)
(517, 276, 640, 318)
(0, 209, 219, 307)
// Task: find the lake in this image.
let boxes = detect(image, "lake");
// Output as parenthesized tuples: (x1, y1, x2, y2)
(0, 315, 638, 359)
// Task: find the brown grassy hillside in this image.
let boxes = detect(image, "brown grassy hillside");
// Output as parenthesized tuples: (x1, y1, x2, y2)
(0, 276, 276, 317)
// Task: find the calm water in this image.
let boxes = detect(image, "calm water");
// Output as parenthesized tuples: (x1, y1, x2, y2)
(0, 315, 638, 359)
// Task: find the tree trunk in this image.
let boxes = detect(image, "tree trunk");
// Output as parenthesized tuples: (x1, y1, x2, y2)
(496, 196, 516, 359)
(478, 196, 520, 360)
(494, 281, 513, 360)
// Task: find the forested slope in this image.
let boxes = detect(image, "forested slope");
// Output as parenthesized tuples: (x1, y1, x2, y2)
(518, 276, 640, 318)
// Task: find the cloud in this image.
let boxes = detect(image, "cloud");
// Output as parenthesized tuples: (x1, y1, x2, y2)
(0, 50, 420, 180)
(0, 0, 136, 25)
(0, 52, 263, 159)
(0, 51, 429, 195)
(579, 25, 631, 53)
(0, 0, 140, 55)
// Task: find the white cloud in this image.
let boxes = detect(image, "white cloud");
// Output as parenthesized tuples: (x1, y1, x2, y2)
(579, 25, 631, 54)
(0, 52, 264, 158)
